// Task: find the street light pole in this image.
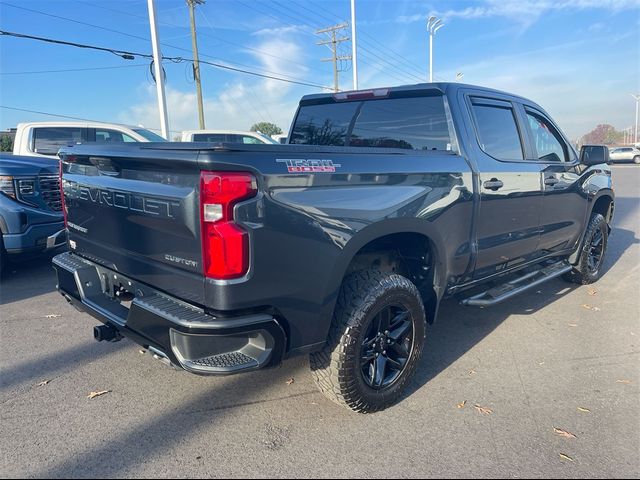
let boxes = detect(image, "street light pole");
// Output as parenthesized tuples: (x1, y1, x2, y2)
(427, 16, 444, 83)
(147, 0, 169, 139)
(350, 0, 358, 90)
(631, 94, 640, 145)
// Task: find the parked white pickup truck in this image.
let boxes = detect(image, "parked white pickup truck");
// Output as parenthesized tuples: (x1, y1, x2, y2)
(12, 121, 166, 159)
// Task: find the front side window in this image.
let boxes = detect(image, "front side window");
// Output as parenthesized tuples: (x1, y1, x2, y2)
(471, 100, 524, 160)
(290, 94, 453, 150)
(33, 127, 84, 156)
(526, 111, 567, 162)
(132, 128, 167, 142)
(95, 129, 137, 143)
(242, 136, 262, 144)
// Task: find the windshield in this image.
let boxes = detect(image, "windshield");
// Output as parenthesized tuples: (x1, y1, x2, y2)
(290, 95, 454, 151)
(132, 128, 168, 142)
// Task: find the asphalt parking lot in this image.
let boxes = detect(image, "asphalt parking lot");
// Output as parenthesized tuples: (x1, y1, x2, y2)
(1, 165, 638, 479)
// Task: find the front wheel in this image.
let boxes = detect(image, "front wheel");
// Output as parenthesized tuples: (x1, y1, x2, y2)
(563, 213, 608, 285)
(633, 155, 640, 164)
(310, 270, 427, 413)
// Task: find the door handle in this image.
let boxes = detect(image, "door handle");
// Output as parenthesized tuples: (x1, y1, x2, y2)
(483, 178, 504, 191)
(544, 177, 559, 186)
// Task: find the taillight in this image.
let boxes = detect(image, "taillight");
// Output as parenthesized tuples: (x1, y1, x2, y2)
(59, 160, 67, 229)
(200, 171, 257, 279)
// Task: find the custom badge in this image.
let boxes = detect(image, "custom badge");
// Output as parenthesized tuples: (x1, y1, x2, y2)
(276, 158, 341, 173)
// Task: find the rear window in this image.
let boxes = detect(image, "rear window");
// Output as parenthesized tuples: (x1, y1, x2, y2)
(33, 127, 85, 156)
(290, 95, 453, 151)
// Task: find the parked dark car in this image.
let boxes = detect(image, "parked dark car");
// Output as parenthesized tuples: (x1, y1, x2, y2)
(53, 83, 614, 412)
(0, 153, 65, 273)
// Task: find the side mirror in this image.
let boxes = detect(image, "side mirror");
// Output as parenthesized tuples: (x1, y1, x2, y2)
(580, 145, 610, 166)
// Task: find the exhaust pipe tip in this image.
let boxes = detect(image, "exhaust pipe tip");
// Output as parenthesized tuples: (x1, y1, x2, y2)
(93, 324, 123, 343)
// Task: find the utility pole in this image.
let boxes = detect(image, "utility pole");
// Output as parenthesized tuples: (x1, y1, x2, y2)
(316, 23, 351, 92)
(350, 0, 358, 90)
(147, 0, 169, 139)
(187, 0, 206, 130)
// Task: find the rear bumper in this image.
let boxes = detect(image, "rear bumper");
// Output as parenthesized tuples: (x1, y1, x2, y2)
(52, 252, 286, 375)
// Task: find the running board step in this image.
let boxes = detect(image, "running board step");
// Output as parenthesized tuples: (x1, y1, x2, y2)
(461, 262, 572, 307)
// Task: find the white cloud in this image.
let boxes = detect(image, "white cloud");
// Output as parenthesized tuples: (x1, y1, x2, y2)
(398, 0, 640, 26)
(118, 37, 311, 136)
(252, 25, 307, 36)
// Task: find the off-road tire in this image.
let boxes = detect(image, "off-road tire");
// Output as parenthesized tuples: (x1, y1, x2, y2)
(310, 270, 427, 413)
(563, 213, 608, 285)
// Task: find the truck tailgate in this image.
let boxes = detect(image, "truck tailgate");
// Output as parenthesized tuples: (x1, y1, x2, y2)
(61, 147, 204, 304)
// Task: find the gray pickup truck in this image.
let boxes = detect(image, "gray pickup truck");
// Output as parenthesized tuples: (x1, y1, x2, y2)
(53, 83, 614, 412)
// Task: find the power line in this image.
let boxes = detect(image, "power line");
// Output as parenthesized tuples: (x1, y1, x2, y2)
(0, 64, 149, 76)
(0, 105, 181, 134)
(2, 2, 328, 89)
(0, 2, 150, 43)
(0, 30, 333, 90)
(281, 1, 427, 83)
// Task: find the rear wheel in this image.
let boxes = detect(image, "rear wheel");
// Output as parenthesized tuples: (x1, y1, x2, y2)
(310, 270, 426, 413)
(563, 213, 608, 285)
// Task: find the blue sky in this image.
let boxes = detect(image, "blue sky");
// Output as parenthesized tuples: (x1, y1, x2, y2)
(0, 0, 638, 140)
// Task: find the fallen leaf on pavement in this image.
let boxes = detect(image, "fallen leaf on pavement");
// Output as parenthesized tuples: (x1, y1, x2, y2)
(587, 289, 597, 296)
(45, 314, 61, 319)
(554, 427, 577, 439)
(457, 400, 466, 409)
(469, 369, 477, 375)
(568, 323, 578, 327)
(87, 390, 111, 399)
(617, 379, 631, 384)
(577, 407, 590, 413)
(286, 378, 295, 386)
(581, 304, 601, 311)
(36, 380, 50, 387)
(474, 404, 492, 415)
(559, 453, 574, 462)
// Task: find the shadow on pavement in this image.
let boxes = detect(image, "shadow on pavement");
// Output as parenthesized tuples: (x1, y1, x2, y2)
(0, 340, 126, 391)
(0, 252, 59, 305)
(14, 198, 640, 477)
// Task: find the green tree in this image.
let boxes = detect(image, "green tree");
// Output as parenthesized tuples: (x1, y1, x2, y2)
(0, 134, 12, 152)
(250, 122, 282, 137)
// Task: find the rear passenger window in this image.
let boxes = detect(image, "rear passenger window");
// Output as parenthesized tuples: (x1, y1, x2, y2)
(525, 111, 567, 162)
(471, 99, 524, 161)
(32, 127, 84, 156)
